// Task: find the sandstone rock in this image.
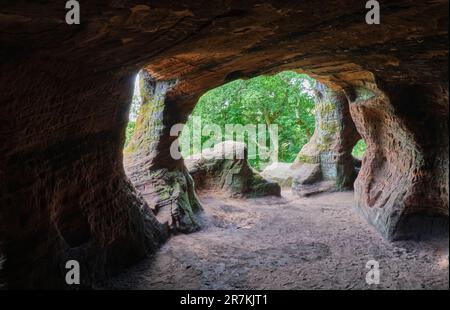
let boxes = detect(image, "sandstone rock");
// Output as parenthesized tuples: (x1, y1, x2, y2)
(294, 164, 322, 185)
(349, 84, 449, 241)
(124, 71, 202, 234)
(292, 163, 338, 197)
(292, 131, 322, 168)
(186, 141, 281, 198)
(0, 0, 447, 288)
(292, 83, 361, 196)
(132, 168, 202, 234)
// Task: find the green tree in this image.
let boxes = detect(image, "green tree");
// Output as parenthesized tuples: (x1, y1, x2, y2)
(180, 71, 317, 170)
(124, 75, 142, 147)
(352, 139, 367, 159)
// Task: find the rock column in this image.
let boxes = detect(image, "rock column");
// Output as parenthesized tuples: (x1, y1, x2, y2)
(349, 83, 449, 240)
(124, 71, 202, 233)
(292, 83, 360, 196)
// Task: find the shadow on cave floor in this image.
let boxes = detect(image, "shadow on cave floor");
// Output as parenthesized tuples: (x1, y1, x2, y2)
(103, 190, 449, 290)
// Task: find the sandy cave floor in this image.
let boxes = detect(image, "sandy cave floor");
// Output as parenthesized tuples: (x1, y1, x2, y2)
(104, 190, 449, 290)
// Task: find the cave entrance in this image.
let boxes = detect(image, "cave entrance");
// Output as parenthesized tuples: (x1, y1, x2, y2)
(180, 71, 316, 185)
(114, 69, 383, 290)
(125, 71, 318, 172)
(123, 69, 367, 233)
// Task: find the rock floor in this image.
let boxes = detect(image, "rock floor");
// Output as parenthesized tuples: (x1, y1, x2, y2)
(104, 190, 449, 290)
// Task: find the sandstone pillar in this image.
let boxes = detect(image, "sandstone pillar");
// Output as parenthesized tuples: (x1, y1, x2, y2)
(349, 83, 449, 240)
(124, 71, 202, 233)
(292, 83, 360, 196)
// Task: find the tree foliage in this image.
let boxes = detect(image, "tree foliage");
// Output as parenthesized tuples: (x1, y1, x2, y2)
(124, 71, 367, 169)
(352, 139, 367, 159)
(180, 71, 317, 170)
(124, 75, 141, 147)
(125, 121, 136, 147)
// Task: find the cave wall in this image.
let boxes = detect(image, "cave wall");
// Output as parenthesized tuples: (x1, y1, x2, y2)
(349, 83, 449, 240)
(0, 0, 448, 288)
(0, 58, 166, 288)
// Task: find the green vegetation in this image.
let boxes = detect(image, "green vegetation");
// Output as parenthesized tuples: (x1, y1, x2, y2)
(352, 139, 367, 159)
(124, 76, 141, 148)
(125, 121, 136, 147)
(180, 71, 317, 170)
(125, 71, 319, 170)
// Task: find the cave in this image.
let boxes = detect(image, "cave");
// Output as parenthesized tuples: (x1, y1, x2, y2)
(0, 0, 448, 290)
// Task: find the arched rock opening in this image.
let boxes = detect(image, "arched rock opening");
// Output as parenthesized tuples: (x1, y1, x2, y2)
(292, 82, 362, 196)
(0, 0, 448, 288)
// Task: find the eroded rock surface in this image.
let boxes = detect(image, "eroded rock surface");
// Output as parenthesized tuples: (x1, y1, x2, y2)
(292, 83, 361, 196)
(124, 71, 202, 234)
(186, 141, 281, 198)
(260, 162, 300, 187)
(349, 83, 449, 240)
(0, 0, 448, 288)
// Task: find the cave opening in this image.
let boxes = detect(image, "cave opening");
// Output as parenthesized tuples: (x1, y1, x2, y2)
(113, 68, 384, 289)
(352, 139, 367, 160)
(1, 0, 448, 290)
(121, 67, 372, 241)
(109, 62, 447, 290)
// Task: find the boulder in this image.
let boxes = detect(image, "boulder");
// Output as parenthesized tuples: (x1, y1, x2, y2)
(185, 141, 281, 198)
(294, 163, 322, 185)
